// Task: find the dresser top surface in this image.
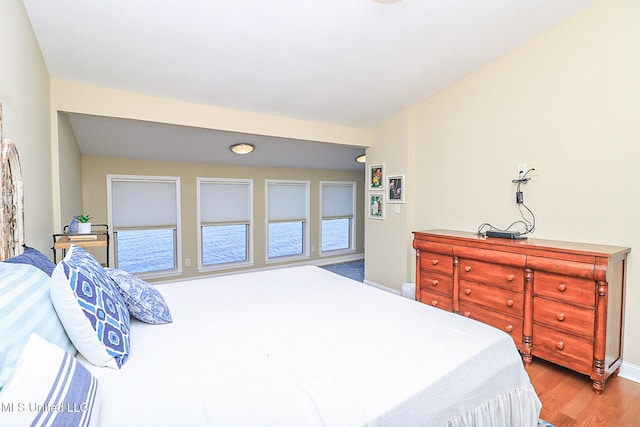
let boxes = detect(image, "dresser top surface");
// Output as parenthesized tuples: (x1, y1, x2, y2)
(413, 229, 631, 258)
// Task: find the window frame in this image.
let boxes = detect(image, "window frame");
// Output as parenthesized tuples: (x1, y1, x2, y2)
(319, 181, 357, 255)
(106, 174, 182, 279)
(196, 177, 254, 272)
(265, 179, 310, 263)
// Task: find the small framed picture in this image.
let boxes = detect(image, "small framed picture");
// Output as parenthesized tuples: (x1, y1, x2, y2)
(387, 175, 405, 203)
(368, 164, 385, 190)
(368, 192, 385, 220)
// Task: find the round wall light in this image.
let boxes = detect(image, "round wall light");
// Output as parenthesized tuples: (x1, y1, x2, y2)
(230, 143, 255, 155)
(355, 154, 366, 163)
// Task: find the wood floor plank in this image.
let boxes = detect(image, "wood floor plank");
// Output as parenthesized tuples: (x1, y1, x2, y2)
(526, 359, 640, 426)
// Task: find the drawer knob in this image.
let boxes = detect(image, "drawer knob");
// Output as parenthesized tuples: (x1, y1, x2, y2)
(431, 300, 439, 307)
(556, 313, 566, 321)
(506, 274, 515, 282)
(432, 259, 439, 266)
(505, 324, 514, 333)
(556, 341, 565, 350)
(464, 266, 472, 272)
(463, 311, 471, 317)
(558, 283, 567, 292)
(506, 299, 514, 307)
(464, 288, 472, 295)
(431, 280, 439, 286)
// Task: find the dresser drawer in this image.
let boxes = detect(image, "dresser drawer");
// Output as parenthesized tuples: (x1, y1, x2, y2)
(458, 259, 523, 292)
(459, 279, 523, 316)
(419, 271, 453, 297)
(459, 301, 523, 342)
(419, 251, 453, 275)
(418, 289, 453, 312)
(534, 297, 594, 338)
(532, 324, 593, 375)
(534, 271, 595, 307)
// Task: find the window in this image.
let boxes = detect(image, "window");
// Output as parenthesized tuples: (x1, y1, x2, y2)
(266, 180, 309, 260)
(107, 175, 181, 277)
(197, 178, 252, 270)
(320, 182, 356, 253)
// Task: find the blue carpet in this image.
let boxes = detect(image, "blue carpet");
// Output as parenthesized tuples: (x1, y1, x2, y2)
(320, 259, 364, 282)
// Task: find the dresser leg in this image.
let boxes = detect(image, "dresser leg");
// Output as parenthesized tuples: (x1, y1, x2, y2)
(592, 379, 604, 395)
(522, 334, 532, 365)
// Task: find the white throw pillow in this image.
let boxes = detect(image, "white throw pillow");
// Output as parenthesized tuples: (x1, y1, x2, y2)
(0, 333, 101, 427)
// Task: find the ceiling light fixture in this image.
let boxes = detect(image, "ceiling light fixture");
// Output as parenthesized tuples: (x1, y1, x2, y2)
(230, 143, 255, 155)
(355, 154, 366, 163)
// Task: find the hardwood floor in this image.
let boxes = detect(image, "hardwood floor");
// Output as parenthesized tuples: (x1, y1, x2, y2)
(526, 359, 640, 426)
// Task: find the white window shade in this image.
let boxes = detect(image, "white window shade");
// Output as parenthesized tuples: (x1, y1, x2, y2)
(267, 181, 308, 222)
(112, 179, 177, 228)
(200, 180, 250, 223)
(322, 183, 355, 218)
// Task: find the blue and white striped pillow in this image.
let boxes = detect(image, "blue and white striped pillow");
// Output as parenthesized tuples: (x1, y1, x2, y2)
(0, 263, 76, 389)
(0, 333, 101, 427)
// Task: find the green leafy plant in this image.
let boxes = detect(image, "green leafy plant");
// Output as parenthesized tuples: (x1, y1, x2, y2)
(74, 214, 92, 223)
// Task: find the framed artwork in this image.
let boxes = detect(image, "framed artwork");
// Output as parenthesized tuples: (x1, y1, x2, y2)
(368, 192, 385, 220)
(387, 174, 405, 203)
(368, 164, 384, 190)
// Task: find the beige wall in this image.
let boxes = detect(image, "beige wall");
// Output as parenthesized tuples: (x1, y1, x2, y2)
(81, 155, 365, 280)
(365, 0, 640, 364)
(0, 0, 53, 254)
(51, 80, 371, 148)
(365, 108, 415, 289)
(56, 113, 83, 230)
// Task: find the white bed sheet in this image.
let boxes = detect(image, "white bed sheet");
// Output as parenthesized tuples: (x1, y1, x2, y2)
(80, 266, 541, 426)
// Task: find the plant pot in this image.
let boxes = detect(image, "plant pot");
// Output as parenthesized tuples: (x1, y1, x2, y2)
(77, 222, 92, 234)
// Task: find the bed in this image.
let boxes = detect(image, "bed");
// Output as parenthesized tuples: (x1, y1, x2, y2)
(0, 136, 541, 426)
(82, 264, 542, 427)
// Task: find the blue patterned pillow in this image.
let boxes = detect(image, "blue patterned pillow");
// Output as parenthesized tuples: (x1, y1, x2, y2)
(0, 263, 76, 389)
(2, 246, 57, 276)
(0, 333, 101, 427)
(50, 245, 130, 369)
(105, 268, 173, 324)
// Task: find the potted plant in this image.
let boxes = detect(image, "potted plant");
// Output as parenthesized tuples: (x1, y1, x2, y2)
(75, 214, 92, 233)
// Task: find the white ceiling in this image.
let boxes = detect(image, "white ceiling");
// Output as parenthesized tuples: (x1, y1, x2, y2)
(23, 0, 593, 170)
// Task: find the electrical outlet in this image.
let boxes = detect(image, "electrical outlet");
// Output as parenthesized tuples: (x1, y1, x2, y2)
(517, 162, 528, 176)
(184, 258, 191, 267)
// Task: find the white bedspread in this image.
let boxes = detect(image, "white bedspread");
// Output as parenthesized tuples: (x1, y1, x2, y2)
(80, 266, 541, 426)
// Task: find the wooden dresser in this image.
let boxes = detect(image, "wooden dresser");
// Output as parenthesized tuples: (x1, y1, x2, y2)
(413, 229, 630, 393)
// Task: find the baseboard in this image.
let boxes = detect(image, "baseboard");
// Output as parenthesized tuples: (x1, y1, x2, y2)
(363, 279, 401, 296)
(619, 361, 640, 384)
(315, 253, 364, 266)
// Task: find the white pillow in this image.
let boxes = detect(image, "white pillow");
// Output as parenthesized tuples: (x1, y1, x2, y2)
(50, 245, 130, 369)
(0, 263, 75, 388)
(0, 333, 101, 427)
